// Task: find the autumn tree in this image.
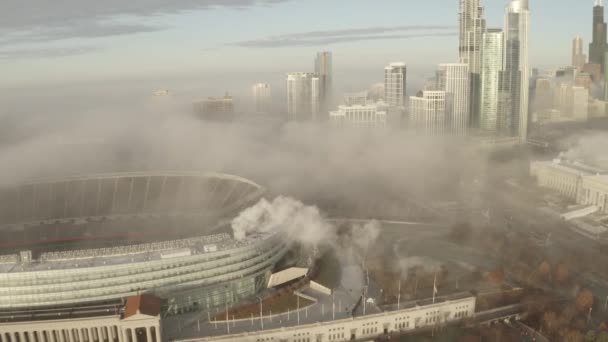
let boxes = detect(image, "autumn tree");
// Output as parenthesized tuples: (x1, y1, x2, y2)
(576, 289, 595, 313)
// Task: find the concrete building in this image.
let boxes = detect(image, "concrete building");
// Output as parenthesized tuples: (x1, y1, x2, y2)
(251, 83, 271, 113)
(177, 294, 476, 342)
(533, 78, 553, 113)
(573, 35, 587, 71)
(409, 91, 450, 136)
(0, 295, 162, 342)
(193, 94, 234, 121)
(531, 159, 606, 200)
(580, 175, 608, 214)
(480, 29, 503, 133)
(329, 102, 388, 128)
(437, 63, 470, 135)
(286, 72, 320, 121)
(572, 86, 590, 121)
(315, 52, 333, 118)
(459, 0, 486, 128)
(384, 63, 407, 107)
(584, 63, 603, 83)
(499, 0, 530, 140)
(590, 0, 607, 72)
(575, 72, 593, 90)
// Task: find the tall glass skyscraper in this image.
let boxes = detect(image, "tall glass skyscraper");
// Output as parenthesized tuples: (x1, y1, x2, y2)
(314, 51, 333, 120)
(498, 0, 530, 140)
(286, 72, 320, 121)
(459, 0, 486, 128)
(437, 63, 470, 135)
(590, 0, 607, 71)
(480, 29, 503, 133)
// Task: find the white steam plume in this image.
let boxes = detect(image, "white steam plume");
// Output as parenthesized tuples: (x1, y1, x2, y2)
(231, 196, 336, 246)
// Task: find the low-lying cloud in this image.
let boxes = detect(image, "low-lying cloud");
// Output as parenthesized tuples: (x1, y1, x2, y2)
(232, 25, 457, 47)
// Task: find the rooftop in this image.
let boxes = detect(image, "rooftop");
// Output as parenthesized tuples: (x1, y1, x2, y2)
(0, 232, 273, 274)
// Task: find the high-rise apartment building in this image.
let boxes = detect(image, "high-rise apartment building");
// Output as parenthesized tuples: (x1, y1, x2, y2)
(384, 63, 407, 107)
(315, 52, 333, 120)
(409, 91, 450, 136)
(286, 72, 320, 121)
(437, 63, 470, 135)
(252, 83, 271, 113)
(498, 0, 530, 140)
(590, 0, 607, 72)
(479, 29, 503, 133)
(572, 36, 587, 71)
(193, 93, 235, 121)
(459, 0, 486, 128)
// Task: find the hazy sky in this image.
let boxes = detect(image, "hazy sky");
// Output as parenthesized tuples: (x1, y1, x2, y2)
(0, 1, 593, 87)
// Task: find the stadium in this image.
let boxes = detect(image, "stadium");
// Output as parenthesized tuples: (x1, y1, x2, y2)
(0, 172, 290, 318)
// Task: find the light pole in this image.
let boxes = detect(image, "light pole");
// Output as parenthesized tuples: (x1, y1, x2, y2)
(257, 296, 264, 330)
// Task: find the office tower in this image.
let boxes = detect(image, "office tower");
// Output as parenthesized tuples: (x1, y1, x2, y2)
(584, 63, 603, 82)
(533, 78, 553, 113)
(479, 29, 503, 133)
(572, 86, 590, 121)
(575, 72, 593, 90)
(329, 102, 388, 128)
(573, 36, 587, 71)
(436, 63, 470, 135)
(193, 93, 234, 121)
(286, 72, 320, 121)
(590, 0, 607, 71)
(409, 91, 450, 136)
(498, 0, 530, 140)
(315, 51, 333, 119)
(252, 83, 271, 113)
(384, 63, 407, 106)
(459, 0, 486, 128)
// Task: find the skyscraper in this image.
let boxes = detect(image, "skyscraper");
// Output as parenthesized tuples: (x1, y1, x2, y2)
(459, 0, 486, 128)
(480, 29, 503, 133)
(409, 91, 450, 136)
(286, 72, 320, 121)
(384, 63, 407, 107)
(314, 52, 333, 118)
(252, 83, 271, 113)
(590, 0, 607, 71)
(498, 0, 530, 140)
(572, 35, 587, 71)
(437, 63, 470, 135)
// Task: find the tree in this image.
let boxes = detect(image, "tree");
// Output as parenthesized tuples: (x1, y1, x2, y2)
(562, 329, 584, 342)
(543, 311, 559, 335)
(576, 289, 595, 313)
(596, 331, 608, 342)
(555, 262, 571, 285)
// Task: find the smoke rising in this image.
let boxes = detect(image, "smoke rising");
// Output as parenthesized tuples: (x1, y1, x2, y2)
(231, 196, 335, 244)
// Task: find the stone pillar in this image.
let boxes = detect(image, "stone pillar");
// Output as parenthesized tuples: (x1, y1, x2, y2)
(130, 329, 136, 342)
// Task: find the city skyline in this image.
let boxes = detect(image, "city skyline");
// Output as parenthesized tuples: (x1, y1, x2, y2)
(0, 0, 597, 88)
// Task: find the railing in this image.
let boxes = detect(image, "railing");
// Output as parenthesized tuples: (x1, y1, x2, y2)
(39, 233, 233, 262)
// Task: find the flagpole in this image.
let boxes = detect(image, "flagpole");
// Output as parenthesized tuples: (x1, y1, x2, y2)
(432, 273, 437, 304)
(397, 278, 401, 310)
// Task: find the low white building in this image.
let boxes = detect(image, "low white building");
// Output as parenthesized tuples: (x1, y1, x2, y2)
(580, 175, 608, 214)
(409, 91, 450, 136)
(0, 295, 162, 342)
(530, 159, 605, 200)
(329, 102, 388, 128)
(177, 294, 475, 342)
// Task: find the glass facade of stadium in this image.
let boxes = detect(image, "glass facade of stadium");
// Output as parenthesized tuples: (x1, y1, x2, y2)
(0, 234, 288, 314)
